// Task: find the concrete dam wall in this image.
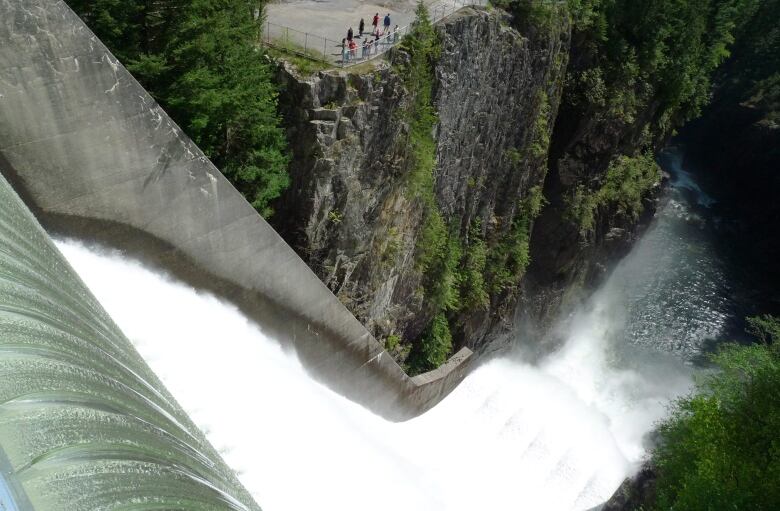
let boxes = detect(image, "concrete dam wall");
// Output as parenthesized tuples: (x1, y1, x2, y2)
(0, 0, 472, 419)
(0, 172, 260, 510)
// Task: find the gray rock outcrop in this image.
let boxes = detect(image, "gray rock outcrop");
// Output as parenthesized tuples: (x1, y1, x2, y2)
(271, 7, 571, 360)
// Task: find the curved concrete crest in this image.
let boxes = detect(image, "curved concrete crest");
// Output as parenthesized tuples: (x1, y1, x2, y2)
(0, 0, 472, 419)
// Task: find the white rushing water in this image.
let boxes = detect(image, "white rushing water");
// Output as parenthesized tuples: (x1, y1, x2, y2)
(53, 144, 725, 511)
(55, 236, 693, 511)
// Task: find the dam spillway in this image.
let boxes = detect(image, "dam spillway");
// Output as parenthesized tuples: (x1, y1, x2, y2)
(0, 0, 471, 421)
(0, 0, 748, 509)
(0, 175, 259, 510)
(49, 148, 720, 511)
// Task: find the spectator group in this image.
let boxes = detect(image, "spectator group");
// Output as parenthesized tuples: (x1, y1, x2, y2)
(341, 12, 400, 64)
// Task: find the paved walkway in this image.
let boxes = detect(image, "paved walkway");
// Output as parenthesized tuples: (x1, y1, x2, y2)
(264, 0, 476, 65)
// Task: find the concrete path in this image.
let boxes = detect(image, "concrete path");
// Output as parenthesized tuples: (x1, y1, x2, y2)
(264, 0, 475, 64)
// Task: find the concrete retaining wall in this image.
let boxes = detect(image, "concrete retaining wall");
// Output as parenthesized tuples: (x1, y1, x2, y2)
(0, 0, 472, 419)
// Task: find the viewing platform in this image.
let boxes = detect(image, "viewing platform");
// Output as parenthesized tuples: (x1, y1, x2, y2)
(264, 0, 488, 67)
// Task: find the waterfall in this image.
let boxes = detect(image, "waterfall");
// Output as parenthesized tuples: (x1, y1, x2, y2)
(52, 148, 733, 511)
(0, 144, 732, 510)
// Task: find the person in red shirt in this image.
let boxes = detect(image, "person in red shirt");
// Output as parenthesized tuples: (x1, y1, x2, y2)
(348, 38, 357, 60)
(372, 13, 379, 32)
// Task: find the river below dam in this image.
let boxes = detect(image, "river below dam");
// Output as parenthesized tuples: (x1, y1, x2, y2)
(52, 146, 738, 511)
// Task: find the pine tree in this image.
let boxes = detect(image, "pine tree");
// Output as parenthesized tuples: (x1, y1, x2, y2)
(68, 0, 289, 217)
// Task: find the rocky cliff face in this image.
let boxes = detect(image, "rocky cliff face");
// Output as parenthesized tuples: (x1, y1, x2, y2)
(271, 7, 571, 363)
(523, 63, 663, 329)
(270, 4, 663, 364)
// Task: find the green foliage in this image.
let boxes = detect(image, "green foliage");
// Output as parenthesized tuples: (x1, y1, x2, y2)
(418, 214, 462, 313)
(505, 148, 524, 167)
(722, 0, 780, 123)
(458, 222, 490, 311)
(529, 91, 551, 159)
(567, 152, 660, 232)
(487, 186, 546, 294)
(650, 315, 780, 510)
(399, 2, 443, 279)
(264, 45, 330, 76)
(393, 4, 460, 373)
(406, 312, 453, 374)
(556, 0, 762, 138)
(398, 1, 441, 200)
(385, 334, 401, 351)
(598, 152, 660, 219)
(746, 314, 780, 346)
(565, 184, 599, 232)
(68, 0, 290, 217)
(492, 0, 564, 29)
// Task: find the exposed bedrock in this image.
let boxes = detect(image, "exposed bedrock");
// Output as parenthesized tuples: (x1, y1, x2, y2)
(272, 7, 571, 360)
(271, 6, 660, 359)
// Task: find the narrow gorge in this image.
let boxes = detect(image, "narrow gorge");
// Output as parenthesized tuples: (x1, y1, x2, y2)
(1, 0, 778, 510)
(269, 6, 665, 371)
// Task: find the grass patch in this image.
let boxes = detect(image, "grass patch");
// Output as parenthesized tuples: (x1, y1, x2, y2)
(265, 43, 331, 76)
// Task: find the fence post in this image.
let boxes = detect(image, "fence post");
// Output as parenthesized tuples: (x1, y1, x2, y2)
(324, 38, 328, 63)
(285, 27, 289, 51)
(266, 21, 270, 44)
(304, 32, 308, 57)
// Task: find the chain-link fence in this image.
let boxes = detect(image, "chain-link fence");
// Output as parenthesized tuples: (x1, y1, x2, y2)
(263, 21, 336, 62)
(263, 0, 489, 68)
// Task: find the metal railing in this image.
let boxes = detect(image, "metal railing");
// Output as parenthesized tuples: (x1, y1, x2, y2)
(263, 0, 489, 68)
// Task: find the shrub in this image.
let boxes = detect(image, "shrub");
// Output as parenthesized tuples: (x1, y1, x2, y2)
(650, 315, 780, 510)
(406, 312, 453, 374)
(567, 152, 660, 232)
(458, 222, 490, 311)
(488, 186, 547, 294)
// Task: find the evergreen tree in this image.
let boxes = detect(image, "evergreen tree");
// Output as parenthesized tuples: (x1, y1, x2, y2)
(68, 0, 289, 217)
(651, 316, 780, 510)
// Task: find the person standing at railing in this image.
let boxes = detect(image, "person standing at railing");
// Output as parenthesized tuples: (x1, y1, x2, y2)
(362, 38, 369, 59)
(393, 25, 400, 43)
(349, 38, 357, 60)
(359, 18, 365, 37)
(383, 13, 391, 35)
(341, 38, 349, 63)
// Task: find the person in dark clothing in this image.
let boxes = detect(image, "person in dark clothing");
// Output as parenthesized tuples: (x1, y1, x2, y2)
(359, 18, 365, 37)
(347, 27, 353, 41)
(372, 12, 379, 31)
(383, 13, 391, 35)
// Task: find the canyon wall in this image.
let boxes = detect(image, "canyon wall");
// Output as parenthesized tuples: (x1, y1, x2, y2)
(271, 6, 662, 364)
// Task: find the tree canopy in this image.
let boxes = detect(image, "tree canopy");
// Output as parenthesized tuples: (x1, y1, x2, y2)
(68, 0, 290, 217)
(650, 315, 780, 510)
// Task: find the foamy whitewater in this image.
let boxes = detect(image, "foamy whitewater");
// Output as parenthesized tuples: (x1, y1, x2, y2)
(53, 148, 720, 511)
(54, 236, 691, 511)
